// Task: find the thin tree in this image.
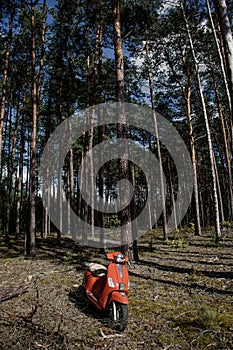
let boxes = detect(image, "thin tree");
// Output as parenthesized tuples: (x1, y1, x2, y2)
(145, 37, 168, 241)
(180, 0, 221, 242)
(164, 46, 202, 236)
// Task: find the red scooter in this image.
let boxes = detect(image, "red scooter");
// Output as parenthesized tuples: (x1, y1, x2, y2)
(83, 252, 129, 331)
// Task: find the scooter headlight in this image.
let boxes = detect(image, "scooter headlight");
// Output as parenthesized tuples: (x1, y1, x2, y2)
(114, 253, 125, 263)
(108, 277, 115, 288)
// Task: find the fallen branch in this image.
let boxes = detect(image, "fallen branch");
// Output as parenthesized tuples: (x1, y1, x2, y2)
(0, 275, 33, 303)
(100, 329, 124, 339)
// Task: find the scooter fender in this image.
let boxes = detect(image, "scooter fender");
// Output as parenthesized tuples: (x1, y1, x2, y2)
(108, 291, 129, 306)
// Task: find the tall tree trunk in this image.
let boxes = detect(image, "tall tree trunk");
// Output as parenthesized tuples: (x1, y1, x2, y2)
(42, 78, 52, 238)
(65, 118, 74, 238)
(57, 80, 63, 245)
(209, 57, 233, 220)
(6, 95, 19, 238)
(181, 0, 221, 242)
(37, 0, 47, 239)
(80, 10, 91, 244)
(98, 123, 105, 252)
(26, 0, 40, 256)
(148, 136, 154, 231)
(37, 0, 47, 106)
(207, 0, 232, 114)
(0, 0, 15, 174)
(186, 84, 202, 235)
(16, 79, 27, 239)
(129, 127, 139, 261)
(213, 0, 233, 126)
(5, 95, 13, 240)
(145, 38, 168, 241)
(167, 155, 177, 230)
(112, 0, 133, 259)
(16, 112, 25, 239)
(96, 3, 105, 252)
(213, 156, 225, 222)
(88, 108, 95, 238)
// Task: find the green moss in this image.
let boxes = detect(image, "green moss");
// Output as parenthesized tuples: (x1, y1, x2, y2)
(218, 310, 233, 329)
(195, 303, 218, 329)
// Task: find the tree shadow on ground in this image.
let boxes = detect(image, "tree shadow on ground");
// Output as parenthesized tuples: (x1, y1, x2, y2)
(138, 259, 233, 280)
(150, 255, 233, 267)
(143, 248, 233, 257)
(129, 269, 233, 296)
(0, 234, 98, 268)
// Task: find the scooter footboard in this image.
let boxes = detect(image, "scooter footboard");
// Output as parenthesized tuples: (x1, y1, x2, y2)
(109, 291, 128, 305)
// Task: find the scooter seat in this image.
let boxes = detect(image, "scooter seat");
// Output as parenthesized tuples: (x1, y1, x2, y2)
(88, 263, 107, 277)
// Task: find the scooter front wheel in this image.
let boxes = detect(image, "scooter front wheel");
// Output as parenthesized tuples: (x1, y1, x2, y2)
(108, 301, 128, 332)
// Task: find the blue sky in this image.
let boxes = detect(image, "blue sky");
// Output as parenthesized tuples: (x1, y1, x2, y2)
(46, 0, 56, 7)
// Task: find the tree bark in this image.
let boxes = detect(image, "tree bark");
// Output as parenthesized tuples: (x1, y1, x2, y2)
(112, 0, 133, 259)
(27, 0, 38, 256)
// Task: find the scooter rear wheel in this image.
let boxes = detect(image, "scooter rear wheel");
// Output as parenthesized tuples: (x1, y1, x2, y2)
(108, 301, 128, 332)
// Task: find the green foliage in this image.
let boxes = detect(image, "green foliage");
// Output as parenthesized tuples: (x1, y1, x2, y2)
(104, 215, 121, 228)
(221, 221, 233, 229)
(170, 237, 189, 248)
(188, 222, 195, 231)
(170, 229, 190, 248)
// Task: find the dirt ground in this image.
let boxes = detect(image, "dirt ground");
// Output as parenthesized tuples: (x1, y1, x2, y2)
(0, 228, 232, 350)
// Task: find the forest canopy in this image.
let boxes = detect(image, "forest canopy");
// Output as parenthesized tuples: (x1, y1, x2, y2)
(0, 0, 232, 257)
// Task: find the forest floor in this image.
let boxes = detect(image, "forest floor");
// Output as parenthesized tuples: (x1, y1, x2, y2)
(0, 227, 232, 350)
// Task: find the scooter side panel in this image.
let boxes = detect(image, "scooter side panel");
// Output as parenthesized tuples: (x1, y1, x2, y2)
(98, 262, 129, 309)
(84, 270, 99, 292)
(84, 270, 106, 299)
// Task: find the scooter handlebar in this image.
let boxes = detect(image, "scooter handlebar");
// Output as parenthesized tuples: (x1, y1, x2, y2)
(106, 252, 129, 263)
